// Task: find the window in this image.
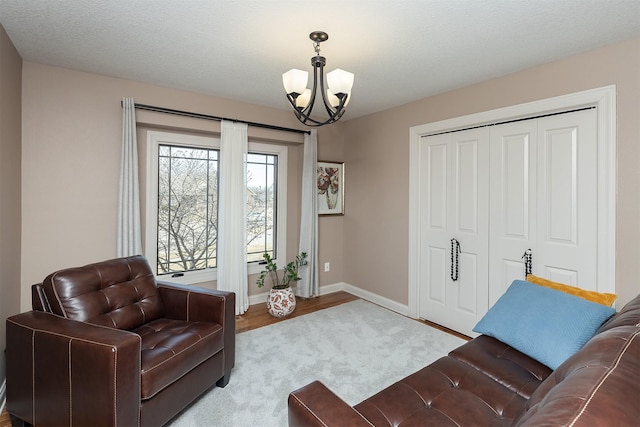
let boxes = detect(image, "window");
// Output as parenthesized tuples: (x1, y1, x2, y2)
(145, 131, 287, 284)
(246, 152, 278, 262)
(157, 144, 219, 274)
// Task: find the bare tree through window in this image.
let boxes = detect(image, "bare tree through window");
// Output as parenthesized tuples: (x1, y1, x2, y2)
(247, 153, 277, 262)
(156, 144, 277, 276)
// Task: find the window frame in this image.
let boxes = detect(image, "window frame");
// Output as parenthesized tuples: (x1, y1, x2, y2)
(145, 130, 288, 285)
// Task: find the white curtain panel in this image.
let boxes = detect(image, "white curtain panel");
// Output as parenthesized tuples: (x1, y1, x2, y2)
(117, 97, 142, 257)
(218, 120, 249, 315)
(296, 130, 319, 298)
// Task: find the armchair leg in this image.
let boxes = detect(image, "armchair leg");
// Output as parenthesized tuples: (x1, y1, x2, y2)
(216, 372, 231, 388)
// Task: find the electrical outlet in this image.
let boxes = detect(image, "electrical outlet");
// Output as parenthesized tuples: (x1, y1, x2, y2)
(324, 262, 330, 272)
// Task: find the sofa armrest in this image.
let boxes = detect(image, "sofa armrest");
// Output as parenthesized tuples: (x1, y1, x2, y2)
(288, 381, 373, 427)
(6, 311, 141, 426)
(157, 281, 236, 386)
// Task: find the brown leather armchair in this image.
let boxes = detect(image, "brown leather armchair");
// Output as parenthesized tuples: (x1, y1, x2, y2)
(6, 255, 235, 426)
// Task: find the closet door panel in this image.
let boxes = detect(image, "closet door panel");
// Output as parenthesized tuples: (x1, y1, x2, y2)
(503, 137, 530, 238)
(545, 127, 577, 243)
(489, 122, 537, 305)
(419, 129, 489, 337)
(543, 266, 578, 286)
(495, 258, 527, 298)
(426, 247, 447, 304)
(536, 109, 598, 289)
(455, 139, 479, 234)
(426, 143, 448, 230)
(419, 134, 451, 322)
(457, 252, 479, 314)
(449, 129, 489, 334)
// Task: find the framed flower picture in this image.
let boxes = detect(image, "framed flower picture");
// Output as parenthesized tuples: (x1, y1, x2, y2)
(317, 161, 344, 215)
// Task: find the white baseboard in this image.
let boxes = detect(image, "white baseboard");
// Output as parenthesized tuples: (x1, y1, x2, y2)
(341, 283, 410, 317)
(247, 282, 409, 318)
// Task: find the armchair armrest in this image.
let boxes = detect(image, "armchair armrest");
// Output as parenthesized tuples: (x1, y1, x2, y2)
(288, 381, 373, 427)
(6, 311, 141, 427)
(157, 281, 236, 386)
(157, 281, 235, 325)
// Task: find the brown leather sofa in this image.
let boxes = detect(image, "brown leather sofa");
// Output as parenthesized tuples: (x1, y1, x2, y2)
(6, 255, 235, 427)
(289, 293, 640, 426)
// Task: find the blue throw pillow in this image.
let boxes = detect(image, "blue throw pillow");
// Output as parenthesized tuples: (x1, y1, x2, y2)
(473, 280, 615, 369)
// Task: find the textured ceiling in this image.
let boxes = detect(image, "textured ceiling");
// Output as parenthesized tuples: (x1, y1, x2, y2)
(1, 0, 639, 120)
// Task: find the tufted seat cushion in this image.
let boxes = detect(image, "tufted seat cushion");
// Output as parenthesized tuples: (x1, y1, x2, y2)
(351, 336, 553, 426)
(135, 318, 224, 399)
(354, 355, 536, 426)
(449, 336, 551, 399)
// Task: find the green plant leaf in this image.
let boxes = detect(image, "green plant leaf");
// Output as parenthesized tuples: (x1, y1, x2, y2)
(255, 251, 309, 289)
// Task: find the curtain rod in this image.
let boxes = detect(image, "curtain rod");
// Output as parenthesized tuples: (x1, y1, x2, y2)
(124, 102, 311, 135)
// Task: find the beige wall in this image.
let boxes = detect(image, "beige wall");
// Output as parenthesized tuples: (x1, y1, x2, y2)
(10, 35, 640, 324)
(20, 62, 345, 310)
(343, 37, 640, 308)
(0, 24, 22, 384)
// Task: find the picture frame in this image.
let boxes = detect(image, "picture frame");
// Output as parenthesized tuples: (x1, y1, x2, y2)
(317, 161, 345, 215)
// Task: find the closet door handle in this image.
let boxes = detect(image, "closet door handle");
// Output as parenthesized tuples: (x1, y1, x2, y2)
(451, 239, 461, 282)
(522, 249, 533, 278)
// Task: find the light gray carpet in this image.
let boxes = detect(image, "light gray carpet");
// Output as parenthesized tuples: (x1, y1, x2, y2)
(168, 299, 466, 427)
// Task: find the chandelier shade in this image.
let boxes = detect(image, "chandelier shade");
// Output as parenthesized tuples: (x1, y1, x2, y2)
(326, 68, 354, 96)
(283, 31, 354, 127)
(282, 69, 308, 95)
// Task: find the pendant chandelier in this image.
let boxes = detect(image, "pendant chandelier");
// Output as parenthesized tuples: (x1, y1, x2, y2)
(282, 31, 354, 127)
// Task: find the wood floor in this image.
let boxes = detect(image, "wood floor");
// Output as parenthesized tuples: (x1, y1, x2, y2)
(0, 290, 465, 426)
(0, 407, 8, 427)
(235, 290, 359, 333)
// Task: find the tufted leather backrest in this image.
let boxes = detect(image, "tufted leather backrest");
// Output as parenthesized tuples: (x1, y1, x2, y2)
(596, 293, 640, 333)
(514, 325, 640, 426)
(39, 255, 164, 330)
(514, 294, 640, 426)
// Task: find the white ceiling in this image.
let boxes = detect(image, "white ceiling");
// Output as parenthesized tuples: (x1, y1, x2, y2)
(1, 0, 639, 121)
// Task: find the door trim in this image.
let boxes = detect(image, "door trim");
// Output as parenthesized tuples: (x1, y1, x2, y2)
(408, 85, 616, 318)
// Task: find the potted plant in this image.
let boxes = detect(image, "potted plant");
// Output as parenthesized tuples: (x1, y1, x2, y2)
(256, 251, 308, 318)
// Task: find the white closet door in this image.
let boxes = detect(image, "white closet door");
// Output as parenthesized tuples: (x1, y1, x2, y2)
(535, 109, 598, 288)
(489, 109, 599, 303)
(411, 88, 615, 335)
(488, 120, 538, 305)
(418, 128, 489, 336)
